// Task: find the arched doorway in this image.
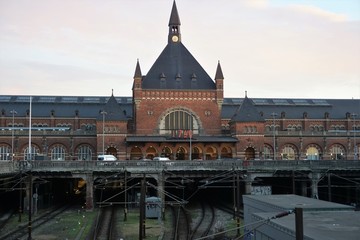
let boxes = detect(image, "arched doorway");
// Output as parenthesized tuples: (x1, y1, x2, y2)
(161, 146, 172, 159)
(130, 146, 142, 160)
(176, 146, 186, 160)
(205, 147, 217, 160)
(146, 146, 157, 159)
(107, 147, 117, 157)
(245, 147, 255, 160)
(192, 146, 202, 160)
(220, 147, 232, 159)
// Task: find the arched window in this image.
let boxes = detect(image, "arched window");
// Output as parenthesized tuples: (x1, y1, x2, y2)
(24, 145, 40, 160)
(281, 145, 297, 160)
(0, 145, 11, 160)
(50, 145, 66, 161)
(159, 109, 199, 135)
(306, 146, 319, 160)
(263, 145, 272, 160)
(77, 145, 92, 160)
(330, 144, 345, 160)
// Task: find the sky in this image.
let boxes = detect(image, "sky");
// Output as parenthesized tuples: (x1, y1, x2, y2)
(0, 0, 359, 99)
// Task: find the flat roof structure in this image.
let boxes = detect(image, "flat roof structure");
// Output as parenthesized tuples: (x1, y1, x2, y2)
(252, 211, 360, 240)
(243, 194, 355, 213)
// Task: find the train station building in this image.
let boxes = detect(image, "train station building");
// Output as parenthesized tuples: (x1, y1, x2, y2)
(0, 1, 359, 162)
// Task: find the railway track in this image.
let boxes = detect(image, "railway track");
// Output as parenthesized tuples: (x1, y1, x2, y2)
(190, 201, 216, 240)
(168, 205, 191, 240)
(0, 205, 71, 240)
(89, 205, 119, 240)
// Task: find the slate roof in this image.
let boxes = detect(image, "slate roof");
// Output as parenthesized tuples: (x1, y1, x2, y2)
(141, 43, 216, 90)
(1, 96, 359, 121)
(96, 93, 129, 121)
(231, 95, 265, 122)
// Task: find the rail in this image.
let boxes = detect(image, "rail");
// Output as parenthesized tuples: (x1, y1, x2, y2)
(1, 160, 360, 175)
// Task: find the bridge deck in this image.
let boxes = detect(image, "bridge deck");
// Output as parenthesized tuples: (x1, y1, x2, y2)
(1, 160, 360, 176)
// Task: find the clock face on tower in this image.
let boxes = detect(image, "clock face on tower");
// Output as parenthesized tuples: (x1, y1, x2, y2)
(172, 35, 179, 42)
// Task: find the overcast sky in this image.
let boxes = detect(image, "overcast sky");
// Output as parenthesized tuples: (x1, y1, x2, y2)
(0, 0, 359, 99)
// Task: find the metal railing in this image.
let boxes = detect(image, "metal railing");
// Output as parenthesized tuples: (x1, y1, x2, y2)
(1, 160, 360, 175)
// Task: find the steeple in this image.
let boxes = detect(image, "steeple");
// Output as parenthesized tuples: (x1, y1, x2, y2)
(134, 59, 142, 78)
(215, 61, 224, 80)
(168, 1, 181, 43)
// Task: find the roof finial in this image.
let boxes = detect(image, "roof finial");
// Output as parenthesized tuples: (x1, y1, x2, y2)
(112, 89, 114, 96)
(245, 90, 247, 97)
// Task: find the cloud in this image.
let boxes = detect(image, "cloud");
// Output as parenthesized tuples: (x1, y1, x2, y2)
(289, 4, 348, 22)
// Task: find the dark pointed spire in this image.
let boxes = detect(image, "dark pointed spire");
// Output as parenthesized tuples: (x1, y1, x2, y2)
(134, 59, 142, 78)
(168, 1, 181, 27)
(168, 0, 181, 43)
(215, 60, 224, 80)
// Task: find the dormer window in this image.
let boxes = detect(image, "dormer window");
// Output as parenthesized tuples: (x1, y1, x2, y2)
(160, 73, 166, 88)
(191, 73, 197, 88)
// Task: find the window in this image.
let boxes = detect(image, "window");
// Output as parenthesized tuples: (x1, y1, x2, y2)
(263, 145, 272, 160)
(306, 146, 319, 160)
(77, 145, 92, 160)
(159, 109, 199, 135)
(0, 145, 10, 160)
(50, 145, 66, 160)
(330, 144, 345, 160)
(281, 146, 296, 160)
(24, 146, 39, 160)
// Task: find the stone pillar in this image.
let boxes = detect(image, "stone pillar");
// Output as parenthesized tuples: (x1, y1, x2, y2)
(156, 172, 166, 220)
(85, 173, 94, 211)
(244, 173, 253, 195)
(310, 173, 320, 199)
(301, 181, 307, 197)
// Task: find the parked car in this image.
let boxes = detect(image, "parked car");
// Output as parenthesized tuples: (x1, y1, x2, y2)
(97, 155, 117, 161)
(153, 157, 170, 161)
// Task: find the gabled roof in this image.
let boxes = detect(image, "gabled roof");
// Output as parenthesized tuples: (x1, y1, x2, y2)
(231, 95, 265, 122)
(141, 43, 216, 90)
(97, 92, 129, 121)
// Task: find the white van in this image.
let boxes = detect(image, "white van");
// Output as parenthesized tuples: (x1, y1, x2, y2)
(97, 155, 117, 161)
(153, 157, 170, 161)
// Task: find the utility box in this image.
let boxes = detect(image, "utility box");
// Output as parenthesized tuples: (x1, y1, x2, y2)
(145, 197, 161, 219)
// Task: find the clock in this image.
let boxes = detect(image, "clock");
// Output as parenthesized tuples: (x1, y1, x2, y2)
(172, 35, 179, 42)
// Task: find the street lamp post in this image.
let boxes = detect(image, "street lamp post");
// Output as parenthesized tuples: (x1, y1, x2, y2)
(271, 112, 278, 160)
(100, 111, 107, 155)
(189, 113, 192, 161)
(10, 110, 17, 160)
(351, 113, 358, 160)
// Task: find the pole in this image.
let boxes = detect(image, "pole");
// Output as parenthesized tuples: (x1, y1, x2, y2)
(11, 110, 17, 160)
(139, 175, 146, 239)
(295, 207, 303, 240)
(236, 173, 241, 236)
(271, 112, 277, 160)
(328, 173, 332, 202)
(19, 162, 22, 222)
(189, 113, 192, 161)
(351, 113, 357, 160)
(28, 173, 33, 240)
(100, 111, 107, 155)
(28, 97, 32, 160)
(124, 170, 127, 221)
